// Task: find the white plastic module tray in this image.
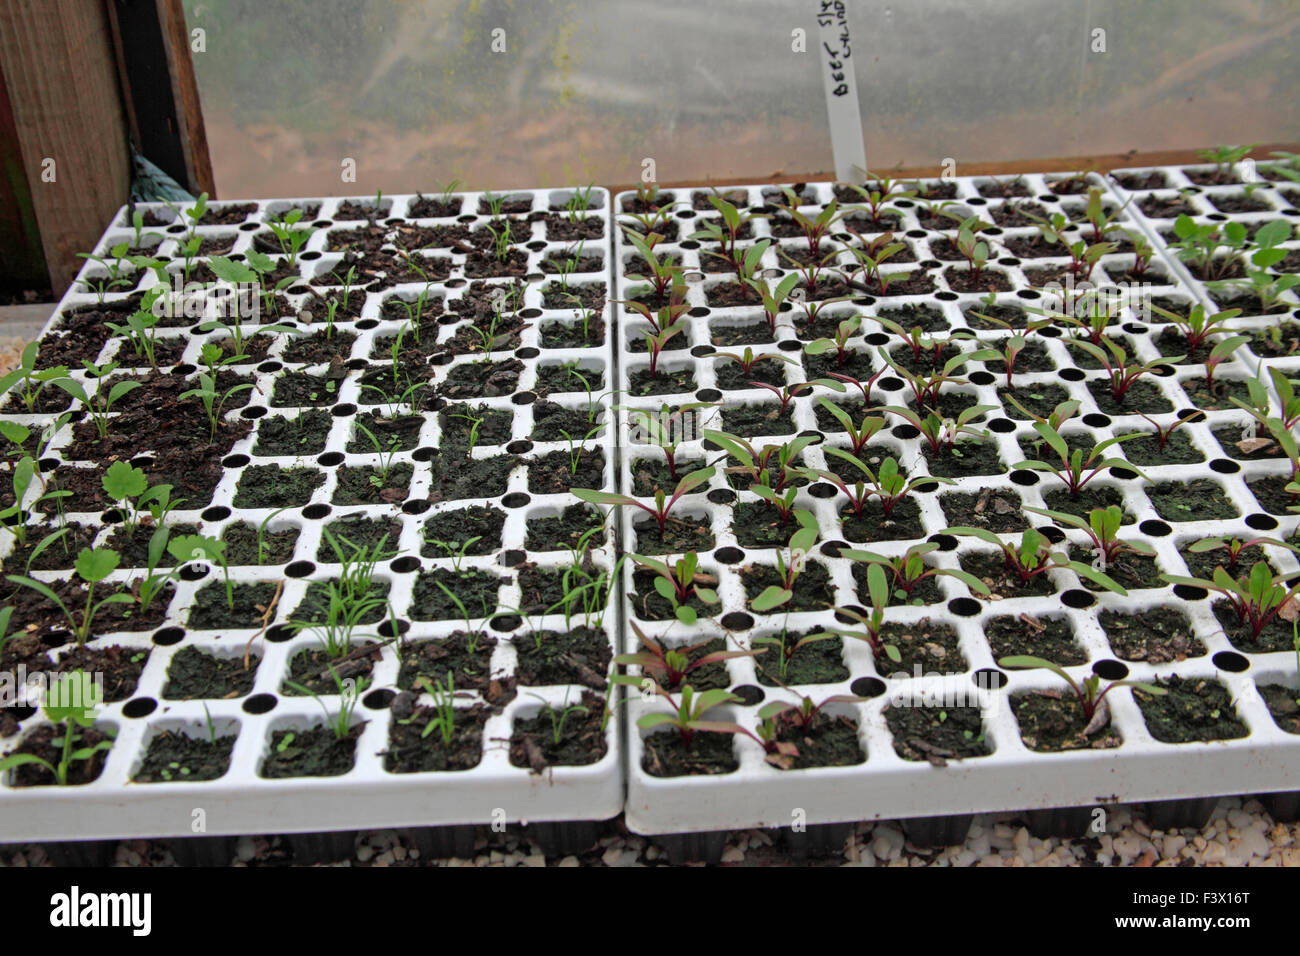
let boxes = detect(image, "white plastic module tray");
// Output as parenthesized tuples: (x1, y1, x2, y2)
(611, 174, 1300, 835)
(0, 188, 623, 841)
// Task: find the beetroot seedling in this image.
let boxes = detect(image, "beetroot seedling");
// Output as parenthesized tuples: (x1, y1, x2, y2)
(573, 467, 714, 535)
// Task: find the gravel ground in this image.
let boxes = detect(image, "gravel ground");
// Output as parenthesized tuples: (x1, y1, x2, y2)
(1, 799, 1296, 867)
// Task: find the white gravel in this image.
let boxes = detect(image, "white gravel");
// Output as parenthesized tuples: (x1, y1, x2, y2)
(1, 796, 1297, 866)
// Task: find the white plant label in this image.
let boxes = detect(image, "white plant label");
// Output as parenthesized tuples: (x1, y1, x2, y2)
(815, 1, 866, 184)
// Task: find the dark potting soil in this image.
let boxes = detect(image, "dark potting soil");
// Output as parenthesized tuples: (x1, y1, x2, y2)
(1146, 479, 1238, 522)
(529, 400, 604, 442)
(344, 412, 424, 452)
(714, 356, 790, 391)
(628, 455, 705, 497)
(964, 303, 1027, 330)
(316, 515, 401, 562)
(133, 731, 236, 782)
(719, 402, 796, 437)
(272, 371, 344, 408)
(1133, 675, 1247, 743)
(755, 632, 847, 686)
(222, 521, 300, 566)
(711, 321, 775, 347)
(106, 522, 200, 569)
(773, 712, 864, 769)
(1012, 693, 1123, 753)
(1086, 379, 1173, 416)
(188, 581, 281, 630)
(424, 450, 516, 503)
(922, 440, 1005, 478)
(740, 561, 834, 614)
(1042, 486, 1132, 522)
(232, 464, 324, 508)
(524, 504, 605, 552)
(1245, 474, 1296, 516)
(1067, 545, 1164, 591)
(422, 505, 505, 555)
(627, 367, 696, 397)
(282, 644, 382, 696)
(1117, 431, 1205, 467)
(1099, 607, 1205, 663)
(437, 359, 524, 399)
(384, 703, 486, 773)
(281, 330, 358, 365)
(1178, 544, 1267, 583)
(985, 614, 1087, 666)
(509, 690, 608, 771)
(1259, 684, 1300, 735)
(642, 730, 737, 777)
(262, 725, 361, 778)
(53, 644, 148, 702)
(539, 320, 606, 350)
(878, 619, 966, 677)
(884, 704, 990, 763)
(438, 403, 513, 449)
(1138, 195, 1197, 219)
(998, 384, 1073, 421)
(163, 645, 261, 699)
(8, 574, 170, 638)
(940, 490, 1029, 533)
(2, 523, 99, 574)
(397, 632, 495, 691)
(514, 626, 610, 688)
(331, 462, 413, 505)
(535, 362, 605, 394)
(527, 448, 605, 494)
(410, 568, 504, 621)
(840, 496, 926, 543)
(1179, 376, 1250, 413)
(252, 409, 333, 456)
(630, 567, 717, 622)
(4, 723, 113, 787)
(1211, 424, 1288, 462)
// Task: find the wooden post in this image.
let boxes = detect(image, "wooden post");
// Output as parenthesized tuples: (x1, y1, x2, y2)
(105, 0, 215, 197)
(0, 0, 133, 295)
(0, 54, 50, 298)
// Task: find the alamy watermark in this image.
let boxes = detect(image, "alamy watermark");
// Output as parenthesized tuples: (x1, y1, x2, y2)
(886, 665, 1002, 717)
(0, 666, 104, 714)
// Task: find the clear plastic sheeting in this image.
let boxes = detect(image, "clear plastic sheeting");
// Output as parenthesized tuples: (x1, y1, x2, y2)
(183, 0, 1300, 197)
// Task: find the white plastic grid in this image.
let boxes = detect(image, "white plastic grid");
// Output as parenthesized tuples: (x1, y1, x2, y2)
(0, 188, 624, 841)
(612, 175, 1300, 835)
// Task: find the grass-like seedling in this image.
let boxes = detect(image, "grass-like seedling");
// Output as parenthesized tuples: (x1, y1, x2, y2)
(0, 455, 70, 549)
(286, 668, 370, 740)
